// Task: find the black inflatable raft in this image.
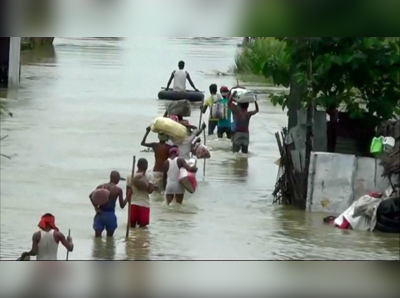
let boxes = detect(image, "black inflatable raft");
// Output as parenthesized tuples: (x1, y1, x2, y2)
(158, 89, 204, 102)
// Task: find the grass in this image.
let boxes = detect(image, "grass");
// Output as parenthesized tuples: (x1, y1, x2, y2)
(233, 38, 287, 84)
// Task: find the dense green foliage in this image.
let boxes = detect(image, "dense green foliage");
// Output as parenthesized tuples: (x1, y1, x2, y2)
(236, 37, 400, 122)
(234, 38, 287, 77)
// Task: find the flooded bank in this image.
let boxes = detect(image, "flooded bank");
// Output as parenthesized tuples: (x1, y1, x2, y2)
(1, 38, 399, 260)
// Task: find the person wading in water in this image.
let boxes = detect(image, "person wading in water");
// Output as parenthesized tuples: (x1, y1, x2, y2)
(217, 86, 232, 139)
(163, 147, 197, 205)
(201, 84, 221, 135)
(165, 60, 199, 92)
(126, 158, 154, 228)
(141, 127, 172, 195)
(19, 214, 74, 261)
(89, 171, 127, 238)
(228, 91, 259, 154)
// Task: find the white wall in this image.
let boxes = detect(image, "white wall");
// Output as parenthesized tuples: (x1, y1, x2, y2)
(8, 37, 21, 89)
(306, 152, 391, 214)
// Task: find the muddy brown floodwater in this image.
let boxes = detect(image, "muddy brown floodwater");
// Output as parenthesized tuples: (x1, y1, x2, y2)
(0, 38, 399, 260)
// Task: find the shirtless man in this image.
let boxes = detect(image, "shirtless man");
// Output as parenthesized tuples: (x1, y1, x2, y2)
(141, 126, 172, 195)
(19, 213, 74, 261)
(89, 171, 127, 238)
(163, 147, 198, 205)
(228, 91, 259, 154)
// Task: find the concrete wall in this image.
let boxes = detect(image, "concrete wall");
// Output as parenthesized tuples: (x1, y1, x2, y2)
(306, 152, 391, 214)
(8, 37, 21, 89)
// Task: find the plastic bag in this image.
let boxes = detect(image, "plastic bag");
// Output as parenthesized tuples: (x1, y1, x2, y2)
(211, 102, 228, 120)
(167, 100, 191, 117)
(192, 143, 211, 159)
(370, 137, 384, 155)
(231, 88, 256, 103)
(383, 137, 395, 152)
(179, 168, 197, 194)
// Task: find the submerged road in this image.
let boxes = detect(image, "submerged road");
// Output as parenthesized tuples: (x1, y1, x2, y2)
(1, 38, 399, 260)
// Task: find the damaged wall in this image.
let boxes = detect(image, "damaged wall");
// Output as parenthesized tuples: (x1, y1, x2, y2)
(306, 152, 391, 214)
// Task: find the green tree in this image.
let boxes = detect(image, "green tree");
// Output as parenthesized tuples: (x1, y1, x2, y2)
(265, 37, 400, 123)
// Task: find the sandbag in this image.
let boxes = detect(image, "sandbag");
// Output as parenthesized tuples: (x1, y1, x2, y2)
(192, 143, 211, 159)
(151, 117, 187, 144)
(92, 189, 110, 206)
(231, 87, 256, 104)
(167, 100, 192, 117)
(211, 102, 228, 120)
(131, 174, 149, 192)
(179, 168, 197, 194)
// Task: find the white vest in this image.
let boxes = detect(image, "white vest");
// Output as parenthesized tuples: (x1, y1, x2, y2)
(37, 230, 59, 260)
(173, 70, 187, 92)
(167, 158, 180, 183)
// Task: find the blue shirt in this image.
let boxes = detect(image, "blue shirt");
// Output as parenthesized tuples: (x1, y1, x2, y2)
(217, 98, 232, 128)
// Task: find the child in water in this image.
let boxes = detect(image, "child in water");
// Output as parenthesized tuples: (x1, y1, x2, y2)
(126, 158, 154, 228)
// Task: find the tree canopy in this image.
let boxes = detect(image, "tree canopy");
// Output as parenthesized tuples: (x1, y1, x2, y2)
(264, 37, 400, 122)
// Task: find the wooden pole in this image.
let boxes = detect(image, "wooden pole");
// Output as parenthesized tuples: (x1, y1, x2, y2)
(302, 38, 315, 206)
(203, 128, 207, 177)
(126, 155, 136, 239)
(198, 98, 204, 129)
(66, 229, 71, 261)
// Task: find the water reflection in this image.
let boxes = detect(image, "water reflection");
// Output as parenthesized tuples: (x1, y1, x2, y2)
(125, 229, 151, 260)
(92, 237, 116, 260)
(232, 155, 249, 178)
(21, 45, 57, 65)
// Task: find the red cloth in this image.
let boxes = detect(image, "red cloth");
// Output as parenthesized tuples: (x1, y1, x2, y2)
(169, 147, 179, 155)
(337, 217, 350, 230)
(220, 86, 229, 93)
(180, 120, 189, 126)
(169, 115, 179, 122)
(130, 205, 150, 227)
(38, 214, 59, 231)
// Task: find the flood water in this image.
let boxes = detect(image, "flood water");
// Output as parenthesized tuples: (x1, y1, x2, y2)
(1, 37, 399, 260)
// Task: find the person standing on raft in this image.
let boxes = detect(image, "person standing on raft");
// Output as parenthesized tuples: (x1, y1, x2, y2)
(163, 147, 198, 205)
(228, 90, 259, 154)
(141, 126, 172, 195)
(19, 213, 74, 260)
(89, 171, 128, 238)
(165, 60, 199, 92)
(126, 158, 154, 228)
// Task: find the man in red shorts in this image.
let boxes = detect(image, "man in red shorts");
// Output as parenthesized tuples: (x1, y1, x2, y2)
(126, 158, 154, 228)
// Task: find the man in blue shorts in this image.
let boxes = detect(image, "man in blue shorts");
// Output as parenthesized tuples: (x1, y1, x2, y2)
(89, 171, 128, 238)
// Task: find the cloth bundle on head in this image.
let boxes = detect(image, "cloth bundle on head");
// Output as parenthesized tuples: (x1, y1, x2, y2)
(38, 214, 59, 231)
